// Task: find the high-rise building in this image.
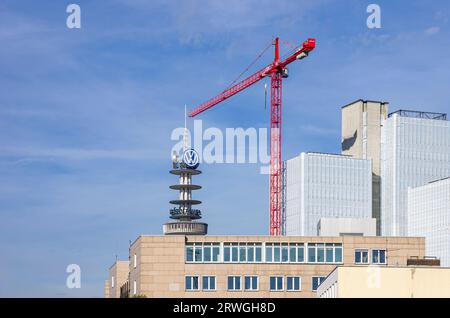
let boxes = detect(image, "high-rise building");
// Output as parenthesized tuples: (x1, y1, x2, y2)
(341, 99, 389, 235)
(285, 152, 372, 236)
(408, 177, 450, 267)
(381, 110, 450, 236)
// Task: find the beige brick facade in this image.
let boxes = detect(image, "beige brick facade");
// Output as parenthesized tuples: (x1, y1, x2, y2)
(107, 260, 130, 298)
(110, 235, 425, 298)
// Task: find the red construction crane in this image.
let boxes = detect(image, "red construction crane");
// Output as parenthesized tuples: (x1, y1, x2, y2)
(189, 37, 316, 236)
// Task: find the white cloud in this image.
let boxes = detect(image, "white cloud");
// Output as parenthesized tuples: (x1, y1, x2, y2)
(425, 26, 441, 36)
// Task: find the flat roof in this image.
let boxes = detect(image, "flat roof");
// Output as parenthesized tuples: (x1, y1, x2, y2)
(388, 109, 447, 120)
(341, 99, 388, 109)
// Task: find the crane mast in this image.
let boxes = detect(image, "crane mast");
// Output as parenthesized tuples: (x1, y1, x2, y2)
(189, 37, 316, 235)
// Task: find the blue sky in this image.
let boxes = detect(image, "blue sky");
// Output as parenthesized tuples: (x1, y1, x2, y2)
(0, 0, 449, 297)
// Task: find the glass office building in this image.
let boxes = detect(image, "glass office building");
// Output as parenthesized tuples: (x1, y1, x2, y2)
(408, 177, 450, 267)
(285, 152, 372, 236)
(381, 111, 450, 236)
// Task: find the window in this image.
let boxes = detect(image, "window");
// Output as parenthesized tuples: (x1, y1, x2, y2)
(186, 243, 220, 263)
(133, 280, 137, 295)
(194, 244, 202, 262)
(227, 276, 241, 291)
(355, 249, 369, 264)
(204, 245, 212, 262)
(325, 244, 334, 263)
(281, 244, 289, 262)
(224, 243, 262, 263)
(111, 276, 115, 288)
(317, 243, 325, 262)
(312, 276, 326, 291)
(186, 245, 194, 262)
(269, 276, 283, 291)
(266, 243, 305, 263)
(239, 243, 246, 262)
(133, 254, 137, 268)
(224, 244, 231, 262)
(231, 244, 238, 262)
(185, 276, 199, 291)
(202, 276, 216, 291)
(266, 244, 273, 262)
(244, 276, 258, 291)
(308, 244, 316, 262)
(212, 244, 220, 261)
(273, 245, 281, 262)
(287, 276, 301, 291)
(335, 245, 343, 263)
(372, 249, 386, 264)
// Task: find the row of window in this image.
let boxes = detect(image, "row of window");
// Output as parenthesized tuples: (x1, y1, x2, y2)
(355, 249, 386, 264)
(186, 242, 343, 264)
(186, 243, 387, 265)
(185, 275, 326, 292)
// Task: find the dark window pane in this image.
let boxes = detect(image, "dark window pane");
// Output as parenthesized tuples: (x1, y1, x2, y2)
(213, 246, 220, 262)
(362, 251, 368, 263)
(308, 247, 316, 262)
(245, 276, 250, 290)
(270, 277, 275, 290)
(239, 245, 246, 262)
(287, 277, 293, 290)
(204, 247, 211, 262)
(186, 246, 193, 262)
(355, 251, 361, 263)
(252, 277, 257, 289)
(294, 277, 300, 290)
(227, 277, 233, 290)
(255, 246, 262, 262)
(277, 277, 283, 290)
(193, 277, 198, 290)
(282, 245, 289, 262)
(266, 246, 273, 262)
(317, 245, 325, 262)
(335, 248, 342, 263)
(232, 246, 238, 262)
(248, 247, 254, 262)
(298, 247, 305, 262)
(194, 246, 202, 262)
(372, 250, 378, 263)
(326, 248, 333, 263)
(224, 247, 230, 262)
(186, 277, 191, 290)
(289, 247, 297, 262)
(274, 246, 281, 262)
(380, 250, 386, 263)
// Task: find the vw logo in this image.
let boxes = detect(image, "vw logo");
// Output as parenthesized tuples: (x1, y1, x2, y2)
(182, 149, 199, 169)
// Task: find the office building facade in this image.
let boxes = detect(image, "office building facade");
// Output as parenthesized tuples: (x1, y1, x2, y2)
(105, 235, 424, 298)
(285, 152, 372, 236)
(381, 110, 450, 236)
(408, 177, 450, 267)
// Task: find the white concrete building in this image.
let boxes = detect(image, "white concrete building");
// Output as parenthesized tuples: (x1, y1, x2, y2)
(318, 218, 377, 237)
(285, 152, 372, 236)
(408, 177, 450, 267)
(381, 110, 450, 236)
(316, 266, 450, 298)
